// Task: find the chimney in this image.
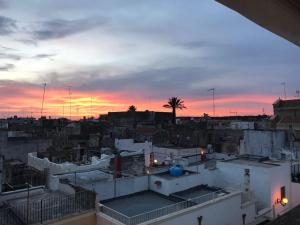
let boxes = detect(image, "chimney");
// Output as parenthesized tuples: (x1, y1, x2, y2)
(244, 169, 250, 192)
(114, 154, 122, 178)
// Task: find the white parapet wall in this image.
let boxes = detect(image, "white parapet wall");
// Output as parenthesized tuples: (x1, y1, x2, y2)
(115, 139, 152, 154)
(28, 152, 112, 174)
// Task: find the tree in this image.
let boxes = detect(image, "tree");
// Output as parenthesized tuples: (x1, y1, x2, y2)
(163, 97, 186, 124)
(128, 105, 137, 112)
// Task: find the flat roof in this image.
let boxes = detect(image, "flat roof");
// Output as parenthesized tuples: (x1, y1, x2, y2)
(101, 191, 182, 217)
(224, 159, 281, 168)
(8, 191, 67, 205)
(153, 170, 196, 180)
(171, 185, 227, 200)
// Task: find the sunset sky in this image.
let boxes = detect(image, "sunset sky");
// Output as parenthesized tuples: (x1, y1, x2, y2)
(0, 0, 299, 118)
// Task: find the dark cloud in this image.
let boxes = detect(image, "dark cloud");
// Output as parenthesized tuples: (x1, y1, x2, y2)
(38, 66, 249, 100)
(16, 39, 38, 46)
(0, 0, 8, 9)
(32, 17, 107, 40)
(32, 53, 56, 60)
(0, 63, 15, 71)
(0, 53, 22, 60)
(0, 16, 16, 35)
(0, 45, 17, 51)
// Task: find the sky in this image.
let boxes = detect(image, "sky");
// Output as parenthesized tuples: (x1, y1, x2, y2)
(0, 0, 299, 118)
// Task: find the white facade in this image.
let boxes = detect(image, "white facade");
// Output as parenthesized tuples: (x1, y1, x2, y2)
(215, 159, 300, 219)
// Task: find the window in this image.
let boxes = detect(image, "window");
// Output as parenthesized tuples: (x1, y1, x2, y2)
(281, 186, 286, 199)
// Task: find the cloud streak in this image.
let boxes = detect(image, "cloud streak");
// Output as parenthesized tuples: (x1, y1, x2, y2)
(32, 17, 107, 40)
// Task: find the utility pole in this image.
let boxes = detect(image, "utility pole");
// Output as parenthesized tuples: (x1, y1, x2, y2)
(68, 86, 72, 120)
(40, 83, 46, 118)
(230, 112, 238, 117)
(62, 103, 64, 118)
(281, 82, 287, 99)
(77, 105, 79, 118)
(208, 88, 215, 116)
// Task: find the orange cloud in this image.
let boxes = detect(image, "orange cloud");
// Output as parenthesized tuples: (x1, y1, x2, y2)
(0, 82, 277, 119)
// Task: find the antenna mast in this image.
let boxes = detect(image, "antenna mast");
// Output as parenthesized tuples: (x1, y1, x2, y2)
(40, 83, 46, 118)
(296, 89, 300, 98)
(281, 82, 287, 99)
(90, 97, 93, 118)
(68, 86, 72, 120)
(208, 88, 215, 116)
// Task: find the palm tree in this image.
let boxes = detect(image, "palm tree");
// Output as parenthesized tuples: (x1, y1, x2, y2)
(128, 105, 137, 112)
(163, 97, 186, 124)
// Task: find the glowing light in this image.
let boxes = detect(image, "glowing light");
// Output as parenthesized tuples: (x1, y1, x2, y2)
(281, 198, 288, 206)
(153, 159, 158, 164)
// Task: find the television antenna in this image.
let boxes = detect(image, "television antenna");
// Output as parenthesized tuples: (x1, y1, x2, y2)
(208, 88, 215, 116)
(40, 83, 46, 118)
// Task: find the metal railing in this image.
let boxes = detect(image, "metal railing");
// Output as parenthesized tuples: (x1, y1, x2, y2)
(101, 205, 130, 224)
(101, 190, 225, 225)
(0, 190, 96, 225)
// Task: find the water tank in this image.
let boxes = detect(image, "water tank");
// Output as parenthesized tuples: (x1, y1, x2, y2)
(169, 165, 183, 177)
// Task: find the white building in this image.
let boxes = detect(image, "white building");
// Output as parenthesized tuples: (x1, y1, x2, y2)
(240, 130, 286, 158)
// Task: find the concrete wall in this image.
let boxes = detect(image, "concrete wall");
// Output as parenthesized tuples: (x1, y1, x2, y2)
(82, 176, 148, 201)
(240, 130, 286, 157)
(0, 186, 45, 202)
(2, 138, 52, 162)
(145, 192, 245, 225)
(216, 161, 272, 211)
(150, 173, 202, 196)
(186, 164, 217, 187)
(115, 139, 152, 153)
(28, 153, 111, 174)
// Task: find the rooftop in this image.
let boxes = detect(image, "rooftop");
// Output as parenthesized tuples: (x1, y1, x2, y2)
(101, 191, 182, 217)
(266, 204, 300, 225)
(172, 185, 227, 200)
(224, 155, 282, 168)
(153, 170, 196, 180)
(100, 186, 231, 225)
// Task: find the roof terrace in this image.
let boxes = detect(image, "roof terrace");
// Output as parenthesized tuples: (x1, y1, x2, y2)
(99, 185, 230, 225)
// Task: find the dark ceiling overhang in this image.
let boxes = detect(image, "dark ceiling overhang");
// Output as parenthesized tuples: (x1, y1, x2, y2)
(216, 0, 300, 47)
